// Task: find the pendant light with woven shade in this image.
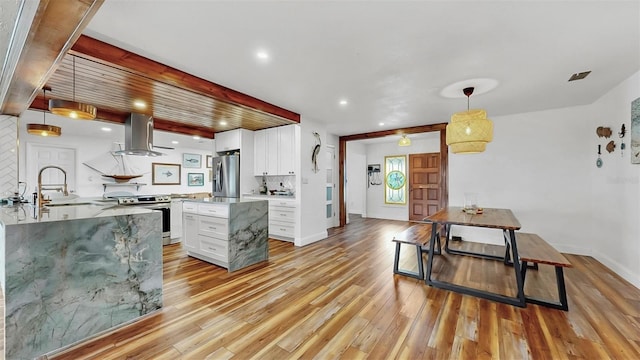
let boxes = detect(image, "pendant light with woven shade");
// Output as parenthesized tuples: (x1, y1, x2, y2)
(48, 55, 97, 120)
(27, 87, 61, 137)
(445, 87, 493, 154)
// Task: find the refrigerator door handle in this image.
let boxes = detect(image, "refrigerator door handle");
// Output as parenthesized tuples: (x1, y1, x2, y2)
(215, 161, 223, 192)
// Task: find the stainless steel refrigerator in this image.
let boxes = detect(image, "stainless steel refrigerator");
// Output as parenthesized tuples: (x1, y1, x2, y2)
(212, 154, 240, 198)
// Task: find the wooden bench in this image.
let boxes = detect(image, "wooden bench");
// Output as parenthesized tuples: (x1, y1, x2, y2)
(516, 233, 573, 311)
(392, 224, 441, 280)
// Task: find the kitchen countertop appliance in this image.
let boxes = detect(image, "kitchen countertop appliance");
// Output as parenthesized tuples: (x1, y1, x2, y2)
(213, 154, 240, 198)
(109, 194, 173, 244)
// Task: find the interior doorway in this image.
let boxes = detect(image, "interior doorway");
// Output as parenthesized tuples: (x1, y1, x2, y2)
(26, 143, 77, 198)
(408, 152, 443, 221)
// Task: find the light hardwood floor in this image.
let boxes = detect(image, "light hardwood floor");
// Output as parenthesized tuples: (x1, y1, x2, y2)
(47, 215, 640, 359)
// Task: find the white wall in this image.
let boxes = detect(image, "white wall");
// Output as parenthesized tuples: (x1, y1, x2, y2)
(298, 117, 328, 246)
(346, 141, 366, 216)
(364, 133, 441, 221)
(588, 70, 640, 287)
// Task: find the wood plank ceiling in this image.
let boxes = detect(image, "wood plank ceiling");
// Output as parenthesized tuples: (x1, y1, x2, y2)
(28, 36, 300, 138)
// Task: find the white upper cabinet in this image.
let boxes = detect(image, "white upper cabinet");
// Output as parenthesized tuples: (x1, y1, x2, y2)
(215, 130, 241, 153)
(254, 125, 296, 176)
(254, 128, 278, 176)
(278, 125, 296, 175)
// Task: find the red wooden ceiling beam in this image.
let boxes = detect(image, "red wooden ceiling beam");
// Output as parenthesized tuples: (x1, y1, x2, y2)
(70, 35, 300, 123)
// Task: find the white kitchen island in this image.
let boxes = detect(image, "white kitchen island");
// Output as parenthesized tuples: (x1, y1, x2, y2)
(182, 197, 268, 271)
(0, 202, 163, 360)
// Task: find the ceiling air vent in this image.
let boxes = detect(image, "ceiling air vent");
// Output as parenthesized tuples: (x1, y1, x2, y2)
(568, 71, 591, 82)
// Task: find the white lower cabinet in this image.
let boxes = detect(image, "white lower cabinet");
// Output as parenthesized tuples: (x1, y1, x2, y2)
(269, 199, 297, 242)
(183, 202, 230, 268)
(182, 199, 269, 271)
(183, 213, 198, 252)
(170, 199, 183, 240)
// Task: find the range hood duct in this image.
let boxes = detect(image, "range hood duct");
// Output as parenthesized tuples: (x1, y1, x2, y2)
(114, 113, 165, 157)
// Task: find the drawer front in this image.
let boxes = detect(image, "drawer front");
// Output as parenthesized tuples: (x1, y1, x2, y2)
(183, 202, 198, 213)
(270, 208, 295, 222)
(199, 236, 228, 262)
(270, 200, 296, 208)
(269, 221, 295, 237)
(198, 216, 229, 239)
(198, 203, 229, 218)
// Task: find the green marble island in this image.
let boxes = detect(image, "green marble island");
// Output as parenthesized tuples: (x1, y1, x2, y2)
(0, 203, 163, 359)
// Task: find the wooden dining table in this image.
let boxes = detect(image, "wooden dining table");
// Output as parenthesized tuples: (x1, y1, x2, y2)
(423, 207, 527, 307)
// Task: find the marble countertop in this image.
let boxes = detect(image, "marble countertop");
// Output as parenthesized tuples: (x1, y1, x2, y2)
(0, 202, 155, 226)
(182, 197, 268, 204)
(242, 193, 296, 200)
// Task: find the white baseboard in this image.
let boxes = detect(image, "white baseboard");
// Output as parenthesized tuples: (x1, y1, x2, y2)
(295, 230, 328, 247)
(550, 243, 638, 288)
(594, 253, 640, 289)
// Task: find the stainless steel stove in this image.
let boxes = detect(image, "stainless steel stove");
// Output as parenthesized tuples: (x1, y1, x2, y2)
(111, 194, 172, 242)
(115, 194, 171, 205)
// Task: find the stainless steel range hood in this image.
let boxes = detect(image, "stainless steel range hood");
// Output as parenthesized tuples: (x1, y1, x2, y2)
(114, 113, 164, 157)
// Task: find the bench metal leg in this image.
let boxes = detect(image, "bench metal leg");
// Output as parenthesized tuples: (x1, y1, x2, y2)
(393, 242, 425, 280)
(523, 265, 569, 311)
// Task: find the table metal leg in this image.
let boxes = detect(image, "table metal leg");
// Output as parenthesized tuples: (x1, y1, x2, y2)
(426, 226, 527, 308)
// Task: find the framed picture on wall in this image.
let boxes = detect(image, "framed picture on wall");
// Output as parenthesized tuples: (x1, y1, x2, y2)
(152, 163, 181, 185)
(206, 155, 213, 168)
(188, 173, 204, 186)
(183, 153, 201, 168)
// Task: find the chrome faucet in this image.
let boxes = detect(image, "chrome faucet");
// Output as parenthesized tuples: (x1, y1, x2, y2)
(38, 165, 69, 207)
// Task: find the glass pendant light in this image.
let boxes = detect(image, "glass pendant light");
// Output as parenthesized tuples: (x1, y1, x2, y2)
(398, 134, 411, 146)
(27, 87, 61, 137)
(48, 55, 97, 120)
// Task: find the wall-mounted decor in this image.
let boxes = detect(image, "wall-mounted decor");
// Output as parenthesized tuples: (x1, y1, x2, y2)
(152, 163, 181, 185)
(183, 153, 201, 168)
(596, 145, 603, 168)
(619, 124, 626, 157)
(312, 132, 321, 173)
(606, 140, 616, 153)
(384, 155, 407, 205)
(632, 97, 640, 164)
(596, 126, 612, 138)
(367, 164, 382, 187)
(187, 173, 204, 186)
(206, 155, 212, 168)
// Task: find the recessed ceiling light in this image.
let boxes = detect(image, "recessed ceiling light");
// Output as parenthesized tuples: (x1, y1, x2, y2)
(101, 127, 112, 132)
(219, 120, 227, 126)
(192, 135, 201, 140)
(379, 122, 385, 126)
(339, 99, 348, 106)
(256, 50, 269, 61)
(133, 100, 146, 109)
(171, 140, 179, 145)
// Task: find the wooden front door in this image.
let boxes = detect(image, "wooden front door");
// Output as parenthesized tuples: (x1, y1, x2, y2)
(408, 153, 442, 221)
